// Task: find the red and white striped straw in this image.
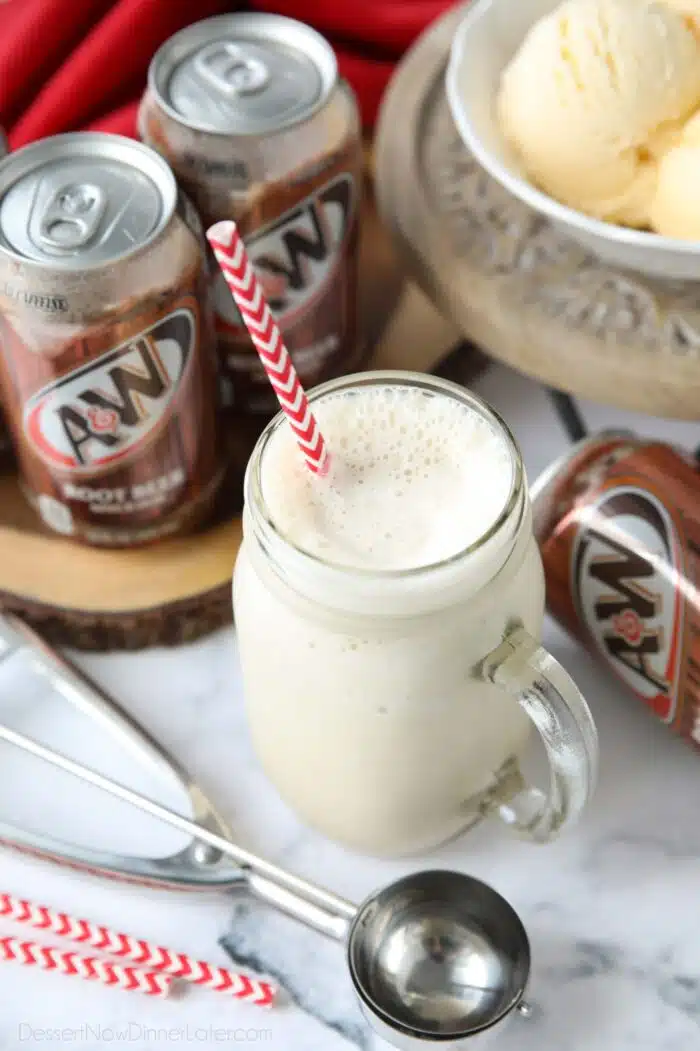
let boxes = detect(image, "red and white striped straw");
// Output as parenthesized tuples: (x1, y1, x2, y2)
(0, 892, 275, 1007)
(0, 936, 171, 998)
(207, 220, 330, 476)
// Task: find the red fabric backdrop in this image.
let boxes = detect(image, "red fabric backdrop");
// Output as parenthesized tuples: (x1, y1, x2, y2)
(0, 0, 457, 149)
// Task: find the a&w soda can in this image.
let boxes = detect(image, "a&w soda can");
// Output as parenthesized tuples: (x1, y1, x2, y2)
(532, 432, 700, 751)
(139, 13, 363, 416)
(0, 133, 224, 546)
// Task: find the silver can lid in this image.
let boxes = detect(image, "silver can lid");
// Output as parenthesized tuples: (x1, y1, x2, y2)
(148, 13, 337, 135)
(0, 128, 7, 159)
(0, 133, 177, 269)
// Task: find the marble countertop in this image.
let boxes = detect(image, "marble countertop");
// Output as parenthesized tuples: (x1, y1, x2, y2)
(1, 362, 700, 1051)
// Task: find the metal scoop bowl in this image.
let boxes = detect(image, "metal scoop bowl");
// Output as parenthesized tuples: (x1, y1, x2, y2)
(349, 869, 531, 1048)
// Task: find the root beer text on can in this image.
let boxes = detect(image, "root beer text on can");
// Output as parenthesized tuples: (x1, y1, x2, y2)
(531, 431, 700, 750)
(0, 133, 224, 546)
(139, 13, 364, 416)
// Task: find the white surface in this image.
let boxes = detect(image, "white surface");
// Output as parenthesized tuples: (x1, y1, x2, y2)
(2, 362, 700, 1050)
(446, 0, 700, 280)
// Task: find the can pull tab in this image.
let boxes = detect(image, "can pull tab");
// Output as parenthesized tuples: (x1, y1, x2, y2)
(194, 42, 269, 97)
(37, 183, 106, 253)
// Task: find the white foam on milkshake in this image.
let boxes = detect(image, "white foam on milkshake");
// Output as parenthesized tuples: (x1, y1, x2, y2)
(261, 385, 514, 572)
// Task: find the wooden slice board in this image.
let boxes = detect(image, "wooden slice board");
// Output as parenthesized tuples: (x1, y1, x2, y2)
(374, 2, 700, 421)
(0, 178, 484, 651)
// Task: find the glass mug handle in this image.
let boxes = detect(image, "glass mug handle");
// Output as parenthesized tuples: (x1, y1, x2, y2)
(480, 627, 599, 842)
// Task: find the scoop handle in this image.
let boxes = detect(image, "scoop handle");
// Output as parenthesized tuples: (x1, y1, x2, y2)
(0, 613, 241, 891)
(0, 723, 355, 941)
(0, 613, 181, 785)
(480, 627, 599, 842)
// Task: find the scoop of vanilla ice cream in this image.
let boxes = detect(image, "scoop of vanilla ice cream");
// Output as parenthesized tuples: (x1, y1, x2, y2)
(679, 107, 700, 145)
(649, 109, 700, 238)
(661, 0, 700, 29)
(498, 0, 700, 226)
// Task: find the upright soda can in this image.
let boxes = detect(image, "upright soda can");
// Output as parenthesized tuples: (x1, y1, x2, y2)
(531, 432, 700, 750)
(139, 13, 364, 416)
(0, 133, 224, 546)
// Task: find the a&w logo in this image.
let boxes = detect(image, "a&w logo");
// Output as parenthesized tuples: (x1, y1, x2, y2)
(24, 308, 195, 475)
(214, 172, 355, 334)
(572, 486, 684, 724)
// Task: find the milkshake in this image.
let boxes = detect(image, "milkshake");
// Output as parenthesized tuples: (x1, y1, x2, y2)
(234, 373, 597, 856)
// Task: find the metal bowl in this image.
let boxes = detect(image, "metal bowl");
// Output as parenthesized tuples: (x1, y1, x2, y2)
(347, 870, 530, 1049)
(445, 0, 700, 281)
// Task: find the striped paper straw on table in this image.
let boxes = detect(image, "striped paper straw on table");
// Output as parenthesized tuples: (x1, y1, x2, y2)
(207, 219, 330, 476)
(0, 936, 171, 998)
(0, 892, 275, 1006)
